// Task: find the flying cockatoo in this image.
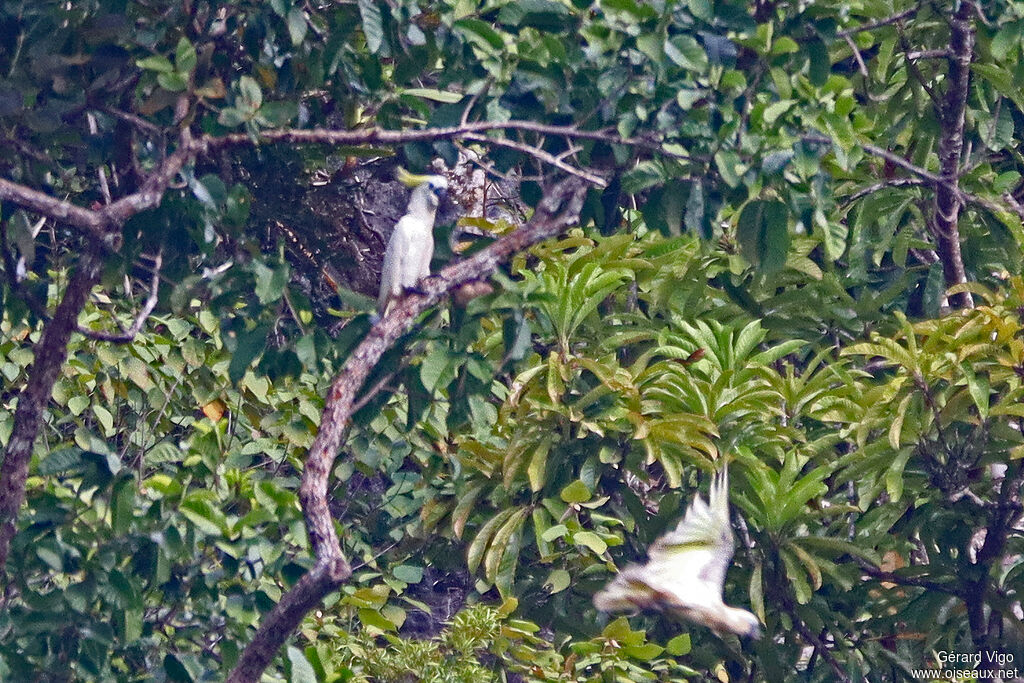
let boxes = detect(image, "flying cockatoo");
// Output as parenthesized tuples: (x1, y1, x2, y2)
(377, 169, 449, 315)
(594, 467, 761, 639)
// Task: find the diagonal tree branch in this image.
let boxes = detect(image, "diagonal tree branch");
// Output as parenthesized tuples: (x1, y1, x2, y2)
(0, 248, 105, 569)
(0, 132, 196, 575)
(226, 176, 590, 683)
(0, 179, 107, 240)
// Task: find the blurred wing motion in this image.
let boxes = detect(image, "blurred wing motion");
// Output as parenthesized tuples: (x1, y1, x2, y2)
(594, 467, 761, 639)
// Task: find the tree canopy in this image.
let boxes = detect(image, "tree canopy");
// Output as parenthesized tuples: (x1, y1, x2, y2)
(1, 0, 1023, 681)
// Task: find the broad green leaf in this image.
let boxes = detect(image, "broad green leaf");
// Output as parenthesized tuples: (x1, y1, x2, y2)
(560, 480, 591, 503)
(287, 8, 308, 46)
(572, 530, 607, 555)
(736, 200, 790, 273)
(287, 646, 317, 683)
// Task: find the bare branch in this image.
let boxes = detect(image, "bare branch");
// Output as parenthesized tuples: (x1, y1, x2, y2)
(794, 619, 850, 683)
(896, 23, 943, 109)
(101, 106, 164, 136)
(855, 557, 963, 596)
(836, 6, 919, 38)
(0, 177, 107, 239)
(907, 49, 951, 60)
(463, 132, 607, 186)
(460, 78, 493, 127)
(802, 134, 946, 185)
(842, 34, 870, 79)
(0, 121, 663, 245)
(99, 130, 197, 230)
(226, 177, 589, 683)
(841, 178, 928, 205)
(77, 252, 163, 343)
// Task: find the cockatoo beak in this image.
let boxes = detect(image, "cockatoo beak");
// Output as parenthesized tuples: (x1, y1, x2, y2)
(396, 167, 431, 188)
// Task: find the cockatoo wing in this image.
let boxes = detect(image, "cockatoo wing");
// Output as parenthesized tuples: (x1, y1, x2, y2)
(414, 225, 434, 281)
(647, 467, 734, 593)
(378, 215, 424, 311)
(594, 467, 736, 614)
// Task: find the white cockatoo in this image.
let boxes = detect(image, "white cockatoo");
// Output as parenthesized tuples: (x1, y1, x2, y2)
(377, 170, 449, 314)
(594, 466, 761, 639)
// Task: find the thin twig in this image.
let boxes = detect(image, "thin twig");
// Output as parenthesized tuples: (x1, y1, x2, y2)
(459, 77, 493, 127)
(841, 178, 928, 205)
(855, 557, 963, 596)
(907, 49, 951, 60)
(895, 23, 942, 109)
(462, 132, 607, 186)
(77, 251, 163, 343)
(101, 107, 164, 136)
(843, 34, 870, 79)
(836, 6, 919, 38)
(802, 134, 945, 185)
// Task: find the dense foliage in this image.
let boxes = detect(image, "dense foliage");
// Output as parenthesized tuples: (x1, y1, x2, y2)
(2, 0, 1024, 681)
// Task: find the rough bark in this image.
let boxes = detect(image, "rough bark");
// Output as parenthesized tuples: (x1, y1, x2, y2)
(0, 249, 104, 569)
(932, 0, 976, 309)
(226, 176, 589, 683)
(0, 133, 195, 574)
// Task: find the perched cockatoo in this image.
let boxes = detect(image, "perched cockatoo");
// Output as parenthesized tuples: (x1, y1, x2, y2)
(377, 170, 449, 314)
(594, 467, 761, 639)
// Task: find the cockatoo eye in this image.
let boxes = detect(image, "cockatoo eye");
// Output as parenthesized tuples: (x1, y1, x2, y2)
(430, 183, 447, 199)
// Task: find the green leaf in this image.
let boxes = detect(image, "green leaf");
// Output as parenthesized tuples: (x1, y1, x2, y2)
(485, 507, 529, 582)
(736, 199, 790, 273)
(666, 633, 691, 656)
(111, 478, 134, 535)
(467, 508, 517, 573)
(179, 497, 226, 537)
(573, 530, 607, 555)
(771, 36, 799, 55)
(137, 55, 174, 73)
(358, 0, 385, 53)
(763, 99, 795, 126)
(624, 642, 664, 660)
(163, 654, 193, 682)
(560, 480, 591, 503)
(402, 88, 464, 103)
(961, 364, 990, 419)
(527, 439, 550, 493)
(714, 150, 746, 187)
(287, 8, 308, 46)
(806, 38, 830, 86)
(622, 161, 666, 194)
(228, 324, 270, 384)
(358, 607, 397, 632)
(257, 101, 299, 127)
(287, 646, 317, 683)
(454, 18, 505, 55)
(393, 565, 424, 583)
(238, 75, 263, 111)
(541, 524, 568, 542)
(749, 561, 765, 623)
(254, 262, 289, 304)
(218, 107, 249, 127)
(157, 72, 189, 92)
(665, 35, 707, 71)
(38, 447, 84, 475)
(175, 37, 197, 74)
(544, 568, 571, 593)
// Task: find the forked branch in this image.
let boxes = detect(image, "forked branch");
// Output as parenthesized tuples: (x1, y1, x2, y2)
(225, 176, 589, 683)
